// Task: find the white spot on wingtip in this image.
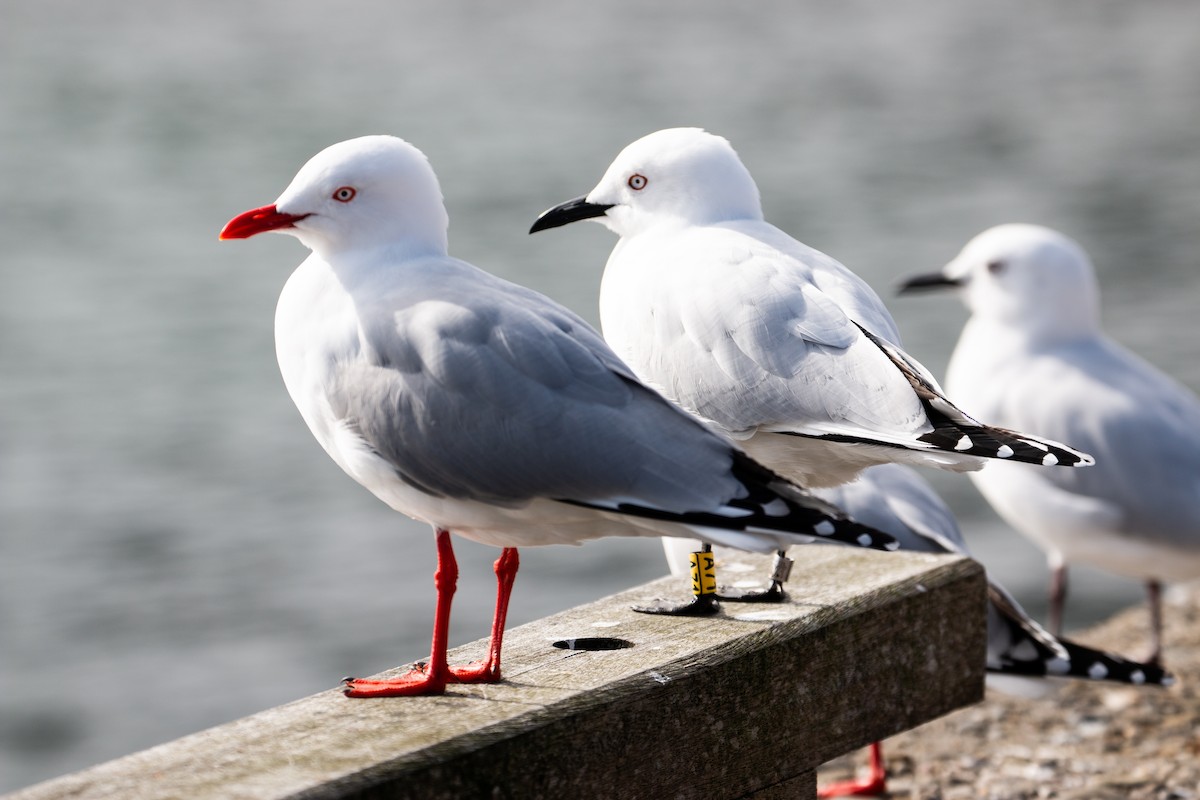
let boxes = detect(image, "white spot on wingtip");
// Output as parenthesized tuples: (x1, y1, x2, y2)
(762, 499, 790, 517)
(1130, 669, 1146, 685)
(1042, 452, 1059, 466)
(857, 533, 873, 546)
(1088, 661, 1109, 679)
(814, 520, 835, 536)
(955, 435, 973, 451)
(1010, 640, 1039, 660)
(648, 671, 671, 684)
(1046, 658, 1070, 675)
(1162, 675, 1176, 687)
(997, 445, 1014, 458)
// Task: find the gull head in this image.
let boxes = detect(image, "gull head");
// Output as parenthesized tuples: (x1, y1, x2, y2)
(530, 128, 763, 238)
(220, 135, 449, 262)
(899, 224, 1101, 339)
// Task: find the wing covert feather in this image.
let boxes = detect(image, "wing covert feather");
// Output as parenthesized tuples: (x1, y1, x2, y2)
(330, 259, 743, 509)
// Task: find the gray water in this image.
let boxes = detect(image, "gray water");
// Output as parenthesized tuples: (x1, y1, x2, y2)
(3, 1, 1199, 792)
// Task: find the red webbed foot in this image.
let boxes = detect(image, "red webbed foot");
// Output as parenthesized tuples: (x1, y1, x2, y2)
(818, 742, 888, 798)
(342, 665, 447, 697)
(816, 774, 888, 798)
(448, 660, 502, 684)
(341, 535, 514, 699)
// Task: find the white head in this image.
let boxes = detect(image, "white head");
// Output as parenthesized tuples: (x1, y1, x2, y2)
(530, 128, 763, 238)
(905, 224, 1102, 342)
(220, 135, 450, 262)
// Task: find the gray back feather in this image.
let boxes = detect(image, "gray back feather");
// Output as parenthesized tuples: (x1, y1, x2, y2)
(330, 257, 743, 508)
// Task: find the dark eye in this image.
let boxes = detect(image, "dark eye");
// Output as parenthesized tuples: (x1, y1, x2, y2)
(332, 187, 356, 203)
(627, 174, 647, 191)
(987, 259, 1006, 275)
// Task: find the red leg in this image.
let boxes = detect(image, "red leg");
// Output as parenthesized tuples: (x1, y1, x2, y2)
(343, 528, 458, 697)
(450, 547, 519, 683)
(818, 741, 887, 797)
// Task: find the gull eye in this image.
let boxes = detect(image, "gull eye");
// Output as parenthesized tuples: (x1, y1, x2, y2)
(986, 259, 1006, 275)
(332, 187, 357, 203)
(627, 174, 647, 191)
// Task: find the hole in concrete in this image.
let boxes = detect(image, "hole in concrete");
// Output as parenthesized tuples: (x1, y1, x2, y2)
(552, 637, 635, 651)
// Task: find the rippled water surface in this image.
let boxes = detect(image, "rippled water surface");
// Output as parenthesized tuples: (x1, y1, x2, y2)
(3, 1, 1199, 791)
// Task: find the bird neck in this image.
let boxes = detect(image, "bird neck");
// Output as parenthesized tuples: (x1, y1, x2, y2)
(315, 240, 446, 294)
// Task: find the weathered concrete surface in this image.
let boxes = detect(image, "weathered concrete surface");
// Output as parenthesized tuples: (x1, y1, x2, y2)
(8, 548, 985, 800)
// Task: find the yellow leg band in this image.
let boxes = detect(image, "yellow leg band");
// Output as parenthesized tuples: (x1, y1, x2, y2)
(690, 550, 717, 596)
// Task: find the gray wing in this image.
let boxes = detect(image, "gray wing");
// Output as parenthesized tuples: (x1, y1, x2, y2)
(739, 220, 905, 346)
(992, 336, 1200, 544)
(812, 463, 967, 555)
(646, 225, 929, 438)
(332, 257, 746, 509)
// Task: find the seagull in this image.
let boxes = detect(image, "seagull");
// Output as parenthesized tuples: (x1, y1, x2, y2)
(530, 128, 1091, 603)
(799, 464, 1172, 797)
(529, 128, 1092, 486)
(219, 135, 897, 697)
(899, 223, 1200, 665)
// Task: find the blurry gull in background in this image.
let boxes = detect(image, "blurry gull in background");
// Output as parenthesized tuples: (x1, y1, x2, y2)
(900, 224, 1200, 666)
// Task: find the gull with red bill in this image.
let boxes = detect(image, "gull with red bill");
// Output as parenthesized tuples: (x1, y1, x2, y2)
(219, 135, 897, 697)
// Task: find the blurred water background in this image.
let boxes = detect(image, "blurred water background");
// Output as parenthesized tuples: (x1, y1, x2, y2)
(2, 0, 1199, 791)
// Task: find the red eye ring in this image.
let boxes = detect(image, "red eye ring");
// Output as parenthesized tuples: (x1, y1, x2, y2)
(332, 187, 356, 203)
(627, 174, 647, 191)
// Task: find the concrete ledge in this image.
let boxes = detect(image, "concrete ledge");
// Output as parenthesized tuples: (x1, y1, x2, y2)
(9, 548, 986, 800)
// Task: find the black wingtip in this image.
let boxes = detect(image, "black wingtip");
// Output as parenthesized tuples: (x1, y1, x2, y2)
(555, 450, 900, 553)
(851, 324, 1094, 468)
(726, 453, 899, 551)
(1053, 639, 1175, 687)
(918, 421, 1095, 469)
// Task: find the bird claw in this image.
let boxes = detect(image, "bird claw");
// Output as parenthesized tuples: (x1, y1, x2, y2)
(339, 657, 501, 696)
(448, 660, 502, 683)
(716, 581, 787, 603)
(816, 775, 887, 798)
(342, 668, 447, 697)
(819, 742, 888, 797)
(632, 593, 721, 617)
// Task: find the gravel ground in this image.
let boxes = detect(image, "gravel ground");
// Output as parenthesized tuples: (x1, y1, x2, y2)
(817, 584, 1200, 799)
